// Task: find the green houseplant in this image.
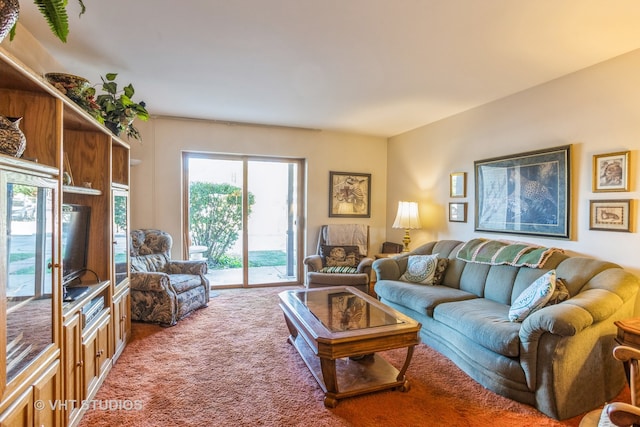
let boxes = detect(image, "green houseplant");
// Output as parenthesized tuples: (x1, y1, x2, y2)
(9, 0, 86, 43)
(96, 73, 149, 141)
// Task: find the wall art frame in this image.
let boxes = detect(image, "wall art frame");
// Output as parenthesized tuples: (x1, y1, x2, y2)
(450, 172, 466, 198)
(589, 199, 632, 232)
(593, 151, 630, 192)
(449, 202, 467, 222)
(328, 171, 371, 218)
(474, 145, 571, 239)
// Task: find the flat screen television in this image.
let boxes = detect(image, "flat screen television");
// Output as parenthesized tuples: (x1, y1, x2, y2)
(62, 203, 91, 286)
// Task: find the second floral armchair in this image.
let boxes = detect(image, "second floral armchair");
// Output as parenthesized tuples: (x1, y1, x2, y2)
(130, 229, 210, 326)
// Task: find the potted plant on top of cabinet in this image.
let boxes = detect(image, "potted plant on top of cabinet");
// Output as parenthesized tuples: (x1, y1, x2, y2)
(96, 73, 149, 141)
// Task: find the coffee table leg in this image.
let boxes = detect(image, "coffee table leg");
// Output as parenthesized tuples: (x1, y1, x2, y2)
(396, 345, 415, 392)
(283, 315, 298, 345)
(320, 357, 339, 408)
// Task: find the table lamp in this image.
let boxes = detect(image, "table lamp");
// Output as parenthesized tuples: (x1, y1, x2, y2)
(392, 201, 422, 252)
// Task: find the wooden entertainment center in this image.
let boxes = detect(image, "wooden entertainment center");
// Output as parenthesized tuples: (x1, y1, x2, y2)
(0, 47, 131, 426)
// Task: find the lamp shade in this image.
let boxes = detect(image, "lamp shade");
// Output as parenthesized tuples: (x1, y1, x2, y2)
(392, 201, 422, 229)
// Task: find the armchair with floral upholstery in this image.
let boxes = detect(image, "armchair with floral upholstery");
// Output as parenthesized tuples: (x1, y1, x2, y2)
(130, 229, 210, 326)
(303, 224, 373, 294)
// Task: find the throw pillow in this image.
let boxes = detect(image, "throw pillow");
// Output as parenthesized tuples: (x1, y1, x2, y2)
(400, 254, 440, 285)
(545, 278, 570, 306)
(320, 245, 361, 267)
(433, 258, 449, 285)
(319, 266, 358, 274)
(508, 270, 556, 322)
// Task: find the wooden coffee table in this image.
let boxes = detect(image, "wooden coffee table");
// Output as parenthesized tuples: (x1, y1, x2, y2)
(278, 286, 421, 407)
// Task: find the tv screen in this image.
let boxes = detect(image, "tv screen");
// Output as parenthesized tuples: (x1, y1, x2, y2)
(62, 204, 91, 286)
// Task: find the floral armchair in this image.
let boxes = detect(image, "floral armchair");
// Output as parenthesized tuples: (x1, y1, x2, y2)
(130, 229, 210, 326)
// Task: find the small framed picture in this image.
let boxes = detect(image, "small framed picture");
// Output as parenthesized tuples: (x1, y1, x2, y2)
(450, 172, 466, 198)
(449, 202, 467, 222)
(593, 151, 630, 192)
(589, 199, 632, 232)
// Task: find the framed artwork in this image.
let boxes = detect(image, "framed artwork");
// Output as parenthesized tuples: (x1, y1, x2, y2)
(593, 151, 630, 192)
(474, 145, 571, 239)
(449, 202, 467, 222)
(450, 172, 466, 198)
(589, 199, 632, 232)
(329, 171, 371, 218)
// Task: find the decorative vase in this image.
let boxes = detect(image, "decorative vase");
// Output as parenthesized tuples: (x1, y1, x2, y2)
(0, 0, 19, 44)
(0, 116, 26, 157)
(105, 121, 121, 136)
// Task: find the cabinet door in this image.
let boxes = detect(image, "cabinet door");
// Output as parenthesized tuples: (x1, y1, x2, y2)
(112, 288, 130, 361)
(82, 312, 111, 400)
(63, 314, 82, 425)
(1, 171, 58, 396)
(0, 387, 32, 427)
(33, 360, 62, 427)
(112, 189, 129, 290)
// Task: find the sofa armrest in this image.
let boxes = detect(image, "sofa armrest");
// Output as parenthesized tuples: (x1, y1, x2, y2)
(372, 257, 402, 280)
(130, 271, 176, 295)
(303, 254, 323, 272)
(356, 257, 373, 274)
(167, 260, 208, 275)
(607, 402, 640, 426)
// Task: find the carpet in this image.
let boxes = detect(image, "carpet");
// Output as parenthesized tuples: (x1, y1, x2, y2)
(78, 286, 626, 427)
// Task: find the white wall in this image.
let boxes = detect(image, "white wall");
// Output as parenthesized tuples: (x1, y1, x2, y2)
(387, 49, 640, 276)
(130, 117, 387, 259)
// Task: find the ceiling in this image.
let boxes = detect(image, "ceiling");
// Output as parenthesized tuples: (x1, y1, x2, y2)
(14, 0, 640, 137)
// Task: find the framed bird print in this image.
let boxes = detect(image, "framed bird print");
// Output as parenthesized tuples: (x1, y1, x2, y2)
(474, 145, 571, 239)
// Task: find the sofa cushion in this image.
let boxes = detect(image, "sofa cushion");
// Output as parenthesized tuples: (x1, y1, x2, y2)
(434, 298, 522, 357)
(400, 254, 439, 284)
(508, 270, 556, 322)
(374, 280, 476, 316)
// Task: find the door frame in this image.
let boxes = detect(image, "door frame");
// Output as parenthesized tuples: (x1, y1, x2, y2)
(181, 151, 305, 288)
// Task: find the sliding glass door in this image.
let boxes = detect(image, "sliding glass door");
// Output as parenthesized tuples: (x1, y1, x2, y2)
(183, 153, 303, 288)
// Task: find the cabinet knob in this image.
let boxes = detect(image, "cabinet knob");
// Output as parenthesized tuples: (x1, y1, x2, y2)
(77, 360, 83, 367)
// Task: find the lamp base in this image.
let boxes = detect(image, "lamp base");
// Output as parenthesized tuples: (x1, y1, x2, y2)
(402, 229, 411, 252)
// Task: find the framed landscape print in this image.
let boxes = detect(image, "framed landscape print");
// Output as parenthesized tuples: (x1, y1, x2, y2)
(589, 199, 631, 232)
(449, 202, 467, 222)
(474, 145, 570, 239)
(450, 172, 466, 198)
(329, 171, 371, 218)
(593, 151, 630, 192)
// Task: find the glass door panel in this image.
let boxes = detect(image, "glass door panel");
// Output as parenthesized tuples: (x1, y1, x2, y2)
(2, 171, 56, 383)
(112, 189, 129, 288)
(186, 156, 244, 286)
(247, 160, 299, 285)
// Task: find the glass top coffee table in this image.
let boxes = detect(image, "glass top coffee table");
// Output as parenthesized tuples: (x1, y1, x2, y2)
(278, 286, 421, 407)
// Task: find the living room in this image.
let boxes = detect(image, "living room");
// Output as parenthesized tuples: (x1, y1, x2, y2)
(2, 1, 640, 426)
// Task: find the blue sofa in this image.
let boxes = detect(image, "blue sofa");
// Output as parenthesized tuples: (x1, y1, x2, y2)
(373, 239, 640, 420)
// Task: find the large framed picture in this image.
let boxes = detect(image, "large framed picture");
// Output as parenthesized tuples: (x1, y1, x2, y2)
(589, 199, 632, 232)
(329, 171, 371, 218)
(593, 151, 630, 192)
(474, 145, 571, 239)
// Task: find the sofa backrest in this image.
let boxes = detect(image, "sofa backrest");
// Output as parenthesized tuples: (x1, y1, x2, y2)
(406, 239, 629, 306)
